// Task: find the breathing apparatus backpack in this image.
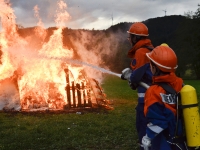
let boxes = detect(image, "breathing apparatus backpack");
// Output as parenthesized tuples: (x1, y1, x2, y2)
(157, 83, 200, 150)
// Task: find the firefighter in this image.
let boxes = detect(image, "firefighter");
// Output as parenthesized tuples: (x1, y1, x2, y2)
(121, 22, 154, 149)
(142, 45, 187, 150)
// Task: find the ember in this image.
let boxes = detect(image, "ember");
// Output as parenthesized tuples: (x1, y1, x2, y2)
(0, 0, 113, 112)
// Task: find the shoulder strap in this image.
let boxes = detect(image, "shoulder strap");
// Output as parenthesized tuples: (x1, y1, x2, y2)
(156, 82, 182, 140)
(156, 82, 177, 94)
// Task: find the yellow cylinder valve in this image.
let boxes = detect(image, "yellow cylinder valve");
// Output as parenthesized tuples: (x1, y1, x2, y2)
(180, 85, 200, 147)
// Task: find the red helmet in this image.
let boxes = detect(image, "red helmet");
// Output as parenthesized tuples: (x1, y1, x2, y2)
(146, 45, 178, 72)
(127, 22, 149, 36)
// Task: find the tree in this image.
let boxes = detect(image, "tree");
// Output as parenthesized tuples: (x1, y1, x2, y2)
(184, 11, 194, 19)
(177, 4, 200, 79)
(190, 4, 200, 79)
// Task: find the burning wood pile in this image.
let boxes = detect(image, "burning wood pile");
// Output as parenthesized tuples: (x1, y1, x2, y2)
(0, 0, 113, 113)
(0, 65, 113, 113)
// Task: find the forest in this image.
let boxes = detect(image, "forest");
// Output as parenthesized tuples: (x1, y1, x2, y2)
(17, 4, 200, 80)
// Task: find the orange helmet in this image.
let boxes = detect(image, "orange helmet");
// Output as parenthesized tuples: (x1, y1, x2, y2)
(146, 45, 178, 72)
(127, 22, 149, 36)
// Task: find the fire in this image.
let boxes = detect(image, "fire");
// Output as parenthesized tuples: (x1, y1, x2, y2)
(0, 0, 112, 111)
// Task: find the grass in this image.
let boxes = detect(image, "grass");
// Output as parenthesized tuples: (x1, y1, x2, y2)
(0, 75, 199, 150)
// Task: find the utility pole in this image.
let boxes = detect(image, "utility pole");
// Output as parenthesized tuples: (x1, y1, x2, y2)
(163, 9, 167, 16)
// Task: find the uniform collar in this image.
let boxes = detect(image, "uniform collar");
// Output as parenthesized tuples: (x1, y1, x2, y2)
(127, 39, 153, 58)
(152, 72, 177, 84)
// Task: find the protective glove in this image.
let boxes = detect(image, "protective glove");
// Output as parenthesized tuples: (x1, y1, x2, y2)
(141, 135, 151, 150)
(128, 80, 138, 90)
(121, 68, 132, 80)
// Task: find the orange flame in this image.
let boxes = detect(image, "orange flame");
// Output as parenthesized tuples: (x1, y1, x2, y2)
(0, 0, 85, 110)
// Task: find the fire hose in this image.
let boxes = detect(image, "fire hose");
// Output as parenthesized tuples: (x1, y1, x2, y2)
(114, 73, 150, 89)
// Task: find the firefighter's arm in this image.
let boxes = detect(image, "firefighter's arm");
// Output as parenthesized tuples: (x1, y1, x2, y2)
(142, 103, 168, 149)
(128, 64, 149, 90)
(145, 102, 169, 139)
(129, 49, 150, 84)
(130, 63, 148, 83)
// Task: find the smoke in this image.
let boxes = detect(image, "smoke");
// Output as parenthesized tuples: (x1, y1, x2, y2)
(71, 29, 124, 82)
(0, 78, 20, 110)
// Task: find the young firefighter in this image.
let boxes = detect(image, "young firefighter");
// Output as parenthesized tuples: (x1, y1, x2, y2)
(121, 22, 154, 149)
(142, 44, 187, 150)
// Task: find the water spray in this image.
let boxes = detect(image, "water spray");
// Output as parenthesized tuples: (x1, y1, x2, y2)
(63, 58, 150, 89)
(64, 58, 122, 77)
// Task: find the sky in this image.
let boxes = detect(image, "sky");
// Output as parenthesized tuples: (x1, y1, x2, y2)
(7, 0, 200, 30)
